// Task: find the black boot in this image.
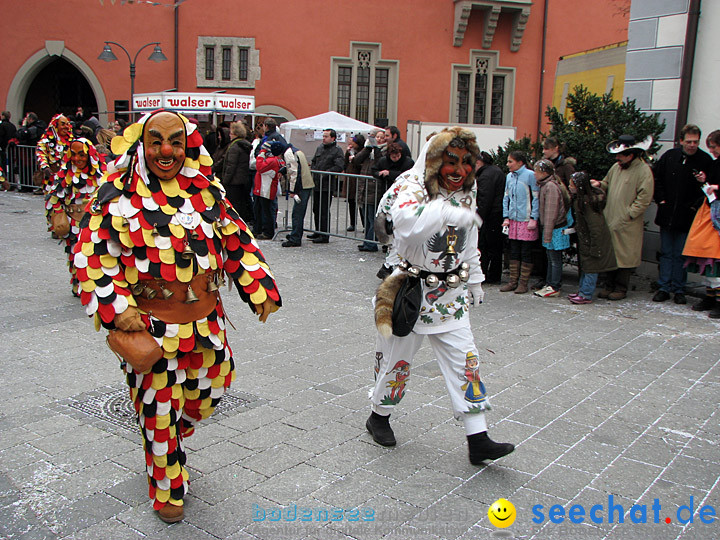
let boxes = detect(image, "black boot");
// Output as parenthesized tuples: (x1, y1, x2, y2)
(467, 431, 514, 465)
(692, 295, 716, 312)
(366, 412, 396, 446)
(709, 300, 720, 319)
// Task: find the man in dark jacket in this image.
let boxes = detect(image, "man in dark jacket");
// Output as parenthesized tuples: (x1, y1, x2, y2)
(222, 121, 254, 224)
(652, 124, 714, 304)
(475, 151, 506, 283)
(309, 129, 344, 243)
(0, 111, 17, 177)
(384, 125, 412, 160)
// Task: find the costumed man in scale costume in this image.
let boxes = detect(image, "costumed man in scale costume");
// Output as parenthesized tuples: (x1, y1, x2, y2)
(74, 110, 281, 523)
(37, 114, 74, 220)
(47, 138, 105, 296)
(368, 127, 514, 464)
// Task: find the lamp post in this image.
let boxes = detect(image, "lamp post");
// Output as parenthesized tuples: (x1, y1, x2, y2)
(98, 41, 168, 119)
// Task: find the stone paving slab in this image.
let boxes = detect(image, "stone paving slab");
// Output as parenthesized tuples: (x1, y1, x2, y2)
(1, 191, 719, 539)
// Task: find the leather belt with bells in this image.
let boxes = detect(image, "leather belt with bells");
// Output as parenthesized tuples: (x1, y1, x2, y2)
(132, 271, 223, 324)
(398, 261, 470, 288)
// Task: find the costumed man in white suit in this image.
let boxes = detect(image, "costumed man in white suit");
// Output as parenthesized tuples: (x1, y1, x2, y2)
(368, 127, 514, 465)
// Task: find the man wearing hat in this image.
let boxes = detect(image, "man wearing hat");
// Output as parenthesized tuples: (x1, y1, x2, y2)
(592, 135, 654, 300)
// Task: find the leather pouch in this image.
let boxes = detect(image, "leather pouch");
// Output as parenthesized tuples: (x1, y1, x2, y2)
(107, 329, 163, 372)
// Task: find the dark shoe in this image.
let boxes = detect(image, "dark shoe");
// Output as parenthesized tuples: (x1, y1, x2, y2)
(673, 293, 687, 305)
(255, 233, 273, 240)
(597, 288, 613, 299)
(608, 290, 627, 301)
(157, 503, 184, 523)
(376, 265, 393, 280)
(709, 304, 720, 319)
(652, 290, 671, 302)
(346, 226, 355, 232)
(467, 432, 514, 465)
(366, 412, 396, 446)
(282, 240, 301, 247)
(307, 233, 321, 239)
(692, 296, 715, 311)
(311, 237, 329, 244)
(358, 245, 378, 252)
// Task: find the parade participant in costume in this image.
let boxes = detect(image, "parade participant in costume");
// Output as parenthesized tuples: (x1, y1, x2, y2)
(367, 127, 514, 465)
(74, 110, 281, 523)
(37, 114, 74, 199)
(47, 138, 105, 296)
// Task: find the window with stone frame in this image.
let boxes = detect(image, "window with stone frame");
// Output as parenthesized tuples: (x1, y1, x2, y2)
(330, 43, 398, 127)
(197, 37, 260, 89)
(452, 51, 514, 126)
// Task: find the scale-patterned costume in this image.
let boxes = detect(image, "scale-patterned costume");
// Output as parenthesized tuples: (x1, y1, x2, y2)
(47, 138, 104, 295)
(37, 114, 73, 222)
(74, 114, 281, 510)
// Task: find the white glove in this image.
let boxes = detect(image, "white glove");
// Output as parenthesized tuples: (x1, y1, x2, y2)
(468, 282, 485, 305)
(442, 205, 481, 229)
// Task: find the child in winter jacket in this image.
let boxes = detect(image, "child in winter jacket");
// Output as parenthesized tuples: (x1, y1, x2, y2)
(253, 141, 285, 239)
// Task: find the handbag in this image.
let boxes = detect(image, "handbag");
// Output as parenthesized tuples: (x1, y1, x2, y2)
(106, 329, 163, 372)
(50, 210, 70, 237)
(391, 274, 423, 337)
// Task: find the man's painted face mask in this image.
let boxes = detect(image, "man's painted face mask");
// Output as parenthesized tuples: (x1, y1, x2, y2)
(439, 146, 473, 191)
(69, 141, 88, 170)
(143, 112, 186, 180)
(57, 116, 72, 139)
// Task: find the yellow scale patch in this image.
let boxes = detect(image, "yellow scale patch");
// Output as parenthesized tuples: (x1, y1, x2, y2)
(240, 252, 259, 267)
(89, 214, 103, 230)
(86, 266, 105, 280)
(177, 323, 194, 340)
(168, 223, 185, 238)
(150, 371, 168, 390)
(161, 335, 180, 353)
(159, 249, 175, 265)
(160, 178, 181, 198)
(81, 242, 95, 257)
(99, 254, 117, 268)
(125, 266, 139, 283)
(201, 190, 215, 208)
(135, 181, 152, 198)
(141, 228, 156, 247)
(176, 265, 193, 283)
(250, 288, 268, 305)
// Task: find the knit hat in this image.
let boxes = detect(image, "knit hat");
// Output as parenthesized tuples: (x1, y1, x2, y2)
(270, 141, 287, 156)
(352, 134, 366, 148)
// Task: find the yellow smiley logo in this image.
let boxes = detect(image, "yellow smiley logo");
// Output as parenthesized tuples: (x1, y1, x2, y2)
(488, 498, 516, 528)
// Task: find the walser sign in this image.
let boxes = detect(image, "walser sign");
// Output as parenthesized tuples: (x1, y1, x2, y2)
(133, 92, 255, 114)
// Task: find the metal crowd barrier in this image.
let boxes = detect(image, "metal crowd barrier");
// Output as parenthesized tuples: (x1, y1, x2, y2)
(275, 170, 389, 245)
(4, 144, 39, 191)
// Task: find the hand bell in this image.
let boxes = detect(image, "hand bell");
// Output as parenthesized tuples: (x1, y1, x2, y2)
(184, 284, 199, 303)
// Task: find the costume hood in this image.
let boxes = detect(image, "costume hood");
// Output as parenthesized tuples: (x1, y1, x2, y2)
(423, 126, 480, 197)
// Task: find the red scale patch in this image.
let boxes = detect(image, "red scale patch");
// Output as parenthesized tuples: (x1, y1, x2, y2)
(178, 335, 195, 353)
(130, 193, 144, 210)
(170, 236, 185, 252)
(207, 364, 220, 379)
(160, 263, 176, 282)
(152, 465, 166, 480)
(154, 428, 170, 444)
(146, 247, 161, 264)
(97, 303, 116, 323)
(129, 228, 146, 247)
(144, 415, 156, 431)
(170, 474, 185, 488)
(152, 190, 168, 207)
(190, 193, 207, 212)
(208, 318, 221, 334)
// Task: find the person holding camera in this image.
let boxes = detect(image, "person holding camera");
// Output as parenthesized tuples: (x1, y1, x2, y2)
(652, 124, 713, 304)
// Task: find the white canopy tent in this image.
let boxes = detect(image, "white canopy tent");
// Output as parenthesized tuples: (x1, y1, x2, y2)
(279, 111, 378, 157)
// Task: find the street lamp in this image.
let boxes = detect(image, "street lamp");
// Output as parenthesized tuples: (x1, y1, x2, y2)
(98, 41, 168, 119)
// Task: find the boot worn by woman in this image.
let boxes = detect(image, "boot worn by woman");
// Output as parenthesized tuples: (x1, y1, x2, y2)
(514, 262, 533, 294)
(467, 431, 515, 465)
(157, 502, 184, 523)
(499, 260, 520, 292)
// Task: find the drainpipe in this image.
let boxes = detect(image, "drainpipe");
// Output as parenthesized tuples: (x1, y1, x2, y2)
(675, 0, 700, 139)
(174, 0, 179, 91)
(536, 0, 549, 142)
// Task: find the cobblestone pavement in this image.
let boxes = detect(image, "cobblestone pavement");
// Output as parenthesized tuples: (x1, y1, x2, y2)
(1, 191, 718, 540)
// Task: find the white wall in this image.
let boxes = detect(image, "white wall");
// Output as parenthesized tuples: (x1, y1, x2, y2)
(688, 1, 720, 152)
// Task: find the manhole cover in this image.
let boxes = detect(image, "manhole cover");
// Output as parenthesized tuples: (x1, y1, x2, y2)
(67, 387, 258, 433)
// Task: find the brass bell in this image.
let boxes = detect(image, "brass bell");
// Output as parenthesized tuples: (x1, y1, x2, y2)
(207, 274, 219, 292)
(182, 243, 195, 260)
(151, 226, 159, 237)
(160, 285, 174, 299)
(447, 274, 461, 288)
(446, 244, 456, 255)
(458, 269, 470, 282)
(425, 274, 439, 288)
(131, 282, 144, 295)
(191, 231, 199, 240)
(219, 274, 227, 287)
(185, 284, 199, 303)
(144, 286, 158, 300)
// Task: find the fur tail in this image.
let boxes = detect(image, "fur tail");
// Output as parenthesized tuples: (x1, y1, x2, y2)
(374, 272, 406, 338)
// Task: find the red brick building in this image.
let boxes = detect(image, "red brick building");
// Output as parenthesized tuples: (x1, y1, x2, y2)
(1, 0, 630, 141)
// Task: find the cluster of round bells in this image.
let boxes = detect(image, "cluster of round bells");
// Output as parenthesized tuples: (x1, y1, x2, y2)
(403, 262, 470, 288)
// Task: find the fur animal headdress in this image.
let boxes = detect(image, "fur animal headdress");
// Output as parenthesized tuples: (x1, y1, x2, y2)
(423, 127, 480, 197)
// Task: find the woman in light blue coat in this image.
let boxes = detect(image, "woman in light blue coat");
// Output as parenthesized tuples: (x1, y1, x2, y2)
(500, 150, 539, 293)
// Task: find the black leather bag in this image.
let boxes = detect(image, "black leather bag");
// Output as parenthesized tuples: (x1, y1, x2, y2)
(391, 275, 423, 337)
